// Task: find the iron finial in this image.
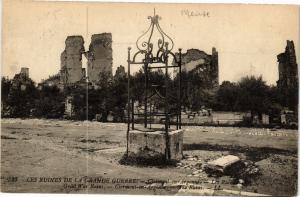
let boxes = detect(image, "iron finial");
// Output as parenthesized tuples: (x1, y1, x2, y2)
(135, 10, 174, 54)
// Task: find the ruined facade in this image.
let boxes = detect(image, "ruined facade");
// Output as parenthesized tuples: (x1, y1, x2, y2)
(87, 33, 113, 85)
(20, 67, 29, 78)
(12, 67, 30, 86)
(277, 40, 298, 90)
(114, 65, 126, 79)
(8, 68, 33, 93)
(277, 40, 298, 111)
(176, 48, 219, 89)
(58, 34, 113, 87)
(60, 36, 86, 85)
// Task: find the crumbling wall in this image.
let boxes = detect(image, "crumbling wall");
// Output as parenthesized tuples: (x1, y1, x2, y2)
(176, 48, 219, 89)
(211, 47, 219, 89)
(87, 33, 113, 85)
(114, 65, 126, 79)
(277, 40, 298, 89)
(20, 67, 29, 78)
(60, 36, 85, 84)
(277, 40, 298, 111)
(11, 68, 32, 89)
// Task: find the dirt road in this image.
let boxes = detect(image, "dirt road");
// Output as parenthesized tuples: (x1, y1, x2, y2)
(1, 119, 298, 195)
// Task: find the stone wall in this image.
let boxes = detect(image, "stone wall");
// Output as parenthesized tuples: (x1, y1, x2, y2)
(277, 40, 298, 111)
(87, 33, 113, 85)
(20, 67, 29, 78)
(114, 65, 126, 79)
(60, 36, 85, 84)
(211, 47, 219, 89)
(10, 68, 32, 91)
(58, 34, 113, 87)
(277, 40, 298, 89)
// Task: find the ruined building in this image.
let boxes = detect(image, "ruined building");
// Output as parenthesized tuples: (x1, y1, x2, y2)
(60, 36, 86, 85)
(277, 40, 298, 90)
(87, 33, 113, 85)
(176, 48, 219, 89)
(12, 67, 30, 87)
(59, 34, 113, 88)
(277, 40, 298, 111)
(10, 68, 32, 92)
(20, 67, 29, 78)
(114, 65, 126, 79)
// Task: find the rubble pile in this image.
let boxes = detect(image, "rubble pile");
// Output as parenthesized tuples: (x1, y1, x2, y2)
(203, 155, 261, 182)
(177, 154, 261, 184)
(176, 155, 206, 178)
(205, 155, 240, 173)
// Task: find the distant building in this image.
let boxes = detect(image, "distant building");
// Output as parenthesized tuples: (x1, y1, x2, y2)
(51, 33, 114, 89)
(174, 48, 219, 89)
(277, 40, 298, 90)
(277, 40, 298, 111)
(20, 67, 29, 78)
(87, 33, 113, 86)
(114, 65, 126, 79)
(11, 68, 31, 90)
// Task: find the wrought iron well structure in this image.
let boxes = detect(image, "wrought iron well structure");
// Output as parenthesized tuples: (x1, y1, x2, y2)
(126, 11, 182, 161)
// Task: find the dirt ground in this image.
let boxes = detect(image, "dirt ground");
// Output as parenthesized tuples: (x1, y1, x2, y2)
(1, 119, 298, 195)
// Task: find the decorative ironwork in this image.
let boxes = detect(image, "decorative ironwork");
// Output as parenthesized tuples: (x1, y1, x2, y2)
(126, 10, 182, 161)
(136, 13, 174, 53)
(131, 10, 178, 64)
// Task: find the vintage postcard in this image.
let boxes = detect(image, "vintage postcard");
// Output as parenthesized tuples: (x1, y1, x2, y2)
(1, 0, 299, 196)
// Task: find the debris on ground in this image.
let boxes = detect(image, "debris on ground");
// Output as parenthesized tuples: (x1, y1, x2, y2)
(205, 155, 240, 173)
(178, 153, 261, 186)
(201, 155, 261, 185)
(176, 155, 202, 169)
(1, 119, 297, 196)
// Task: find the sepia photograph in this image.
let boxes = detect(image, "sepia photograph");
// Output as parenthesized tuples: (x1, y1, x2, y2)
(1, 0, 299, 196)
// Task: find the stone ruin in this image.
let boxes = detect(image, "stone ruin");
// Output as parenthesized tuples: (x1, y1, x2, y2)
(59, 33, 113, 87)
(277, 40, 298, 111)
(57, 33, 113, 118)
(87, 33, 113, 85)
(277, 40, 298, 90)
(20, 67, 29, 78)
(174, 48, 219, 90)
(114, 65, 126, 79)
(60, 36, 86, 85)
(12, 67, 31, 89)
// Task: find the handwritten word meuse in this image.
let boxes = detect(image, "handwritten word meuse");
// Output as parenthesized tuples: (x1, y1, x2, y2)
(181, 10, 210, 18)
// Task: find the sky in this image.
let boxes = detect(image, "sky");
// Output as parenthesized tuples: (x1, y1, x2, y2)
(2, 1, 299, 85)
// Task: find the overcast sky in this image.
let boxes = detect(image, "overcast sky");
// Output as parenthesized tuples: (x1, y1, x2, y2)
(2, 1, 299, 85)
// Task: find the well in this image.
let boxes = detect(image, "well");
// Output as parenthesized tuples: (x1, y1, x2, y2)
(126, 10, 184, 162)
